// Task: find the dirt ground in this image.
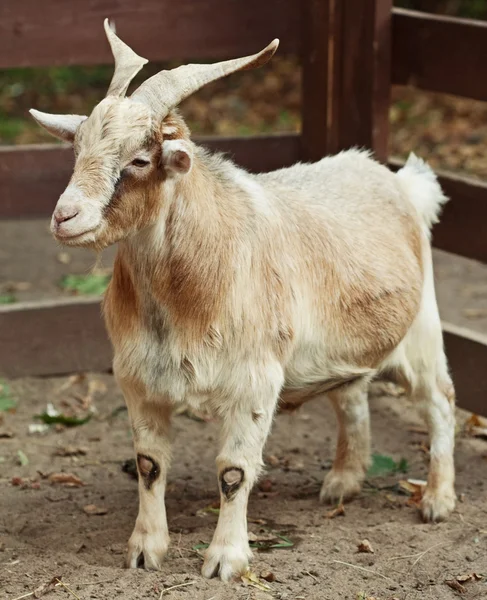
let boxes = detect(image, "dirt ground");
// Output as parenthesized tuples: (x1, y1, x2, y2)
(1, 374, 486, 600)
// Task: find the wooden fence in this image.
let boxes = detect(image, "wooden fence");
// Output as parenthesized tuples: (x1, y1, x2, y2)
(1, 0, 486, 414)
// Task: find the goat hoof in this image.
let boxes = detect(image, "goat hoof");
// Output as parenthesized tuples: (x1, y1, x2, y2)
(202, 542, 252, 582)
(126, 529, 169, 570)
(320, 468, 364, 504)
(420, 488, 456, 523)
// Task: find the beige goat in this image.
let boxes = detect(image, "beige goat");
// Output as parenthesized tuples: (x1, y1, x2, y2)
(30, 20, 456, 582)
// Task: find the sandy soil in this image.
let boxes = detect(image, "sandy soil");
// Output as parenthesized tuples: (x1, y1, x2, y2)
(0, 374, 486, 600)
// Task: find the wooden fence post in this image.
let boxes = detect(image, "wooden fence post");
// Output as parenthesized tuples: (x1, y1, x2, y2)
(302, 0, 392, 163)
(335, 0, 392, 161)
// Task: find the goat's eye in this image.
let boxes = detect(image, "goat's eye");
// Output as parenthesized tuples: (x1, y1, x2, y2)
(131, 158, 150, 168)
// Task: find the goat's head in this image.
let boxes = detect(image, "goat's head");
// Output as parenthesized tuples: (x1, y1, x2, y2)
(30, 20, 278, 249)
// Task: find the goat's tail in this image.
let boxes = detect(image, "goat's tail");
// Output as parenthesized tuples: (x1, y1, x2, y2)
(396, 153, 448, 233)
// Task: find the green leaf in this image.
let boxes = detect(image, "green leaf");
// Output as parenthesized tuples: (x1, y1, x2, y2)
(192, 543, 210, 551)
(60, 273, 111, 296)
(0, 294, 16, 304)
(0, 381, 15, 411)
(367, 453, 408, 478)
(35, 412, 92, 427)
(250, 534, 294, 551)
(17, 449, 29, 466)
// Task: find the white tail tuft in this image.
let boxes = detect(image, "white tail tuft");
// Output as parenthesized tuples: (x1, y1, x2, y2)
(396, 153, 448, 235)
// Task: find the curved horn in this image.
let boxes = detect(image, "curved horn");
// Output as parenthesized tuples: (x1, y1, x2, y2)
(104, 18, 148, 97)
(132, 39, 279, 119)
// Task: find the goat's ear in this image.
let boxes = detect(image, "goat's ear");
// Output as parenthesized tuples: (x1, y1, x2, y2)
(29, 109, 87, 143)
(161, 139, 193, 175)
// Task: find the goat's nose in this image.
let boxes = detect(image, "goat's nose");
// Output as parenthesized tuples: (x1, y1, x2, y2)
(54, 207, 79, 225)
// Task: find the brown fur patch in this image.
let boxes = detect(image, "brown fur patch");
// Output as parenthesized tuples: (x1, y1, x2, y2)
(103, 253, 139, 347)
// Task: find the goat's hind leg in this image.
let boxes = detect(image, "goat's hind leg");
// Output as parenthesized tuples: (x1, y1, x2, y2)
(320, 378, 371, 503)
(394, 275, 456, 521)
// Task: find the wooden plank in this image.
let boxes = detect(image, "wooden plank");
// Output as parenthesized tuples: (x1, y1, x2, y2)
(443, 322, 487, 416)
(0, 0, 299, 69)
(0, 134, 301, 219)
(390, 158, 487, 264)
(301, 0, 337, 162)
(333, 0, 392, 162)
(0, 298, 112, 378)
(392, 9, 487, 102)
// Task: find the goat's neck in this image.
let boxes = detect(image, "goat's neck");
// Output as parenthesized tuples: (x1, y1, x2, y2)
(119, 151, 248, 334)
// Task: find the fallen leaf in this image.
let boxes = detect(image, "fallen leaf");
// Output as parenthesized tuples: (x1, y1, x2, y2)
(260, 570, 276, 582)
(325, 503, 345, 519)
(54, 446, 88, 457)
(192, 542, 210, 551)
(367, 453, 408, 477)
(35, 410, 92, 427)
(399, 478, 426, 507)
(456, 573, 482, 583)
(357, 539, 374, 553)
(33, 575, 62, 598)
(445, 579, 467, 594)
(17, 449, 29, 466)
(241, 568, 273, 591)
(83, 504, 108, 515)
(48, 472, 85, 487)
(248, 532, 294, 550)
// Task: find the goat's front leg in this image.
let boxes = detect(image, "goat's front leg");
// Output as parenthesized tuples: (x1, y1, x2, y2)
(120, 379, 173, 570)
(202, 369, 283, 581)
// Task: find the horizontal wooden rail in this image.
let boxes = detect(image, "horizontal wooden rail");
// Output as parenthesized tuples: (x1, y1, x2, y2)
(443, 322, 487, 416)
(0, 298, 112, 377)
(392, 8, 487, 102)
(390, 158, 487, 264)
(0, 134, 301, 219)
(1, 298, 485, 414)
(0, 0, 299, 69)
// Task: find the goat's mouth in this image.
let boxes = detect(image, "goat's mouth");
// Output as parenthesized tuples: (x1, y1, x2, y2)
(53, 227, 99, 246)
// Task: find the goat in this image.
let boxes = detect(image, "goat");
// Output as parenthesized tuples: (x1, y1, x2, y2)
(30, 20, 456, 582)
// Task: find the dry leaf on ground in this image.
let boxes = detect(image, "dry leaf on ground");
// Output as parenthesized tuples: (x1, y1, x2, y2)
(464, 414, 487, 440)
(241, 569, 273, 592)
(48, 472, 85, 487)
(445, 579, 467, 593)
(456, 573, 482, 583)
(399, 479, 426, 508)
(357, 539, 374, 553)
(83, 504, 108, 515)
(33, 575, 61, 598)
(54, 446, 88, 457)
(325, 503, 345, 519)
(260, 570, 276, 582)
